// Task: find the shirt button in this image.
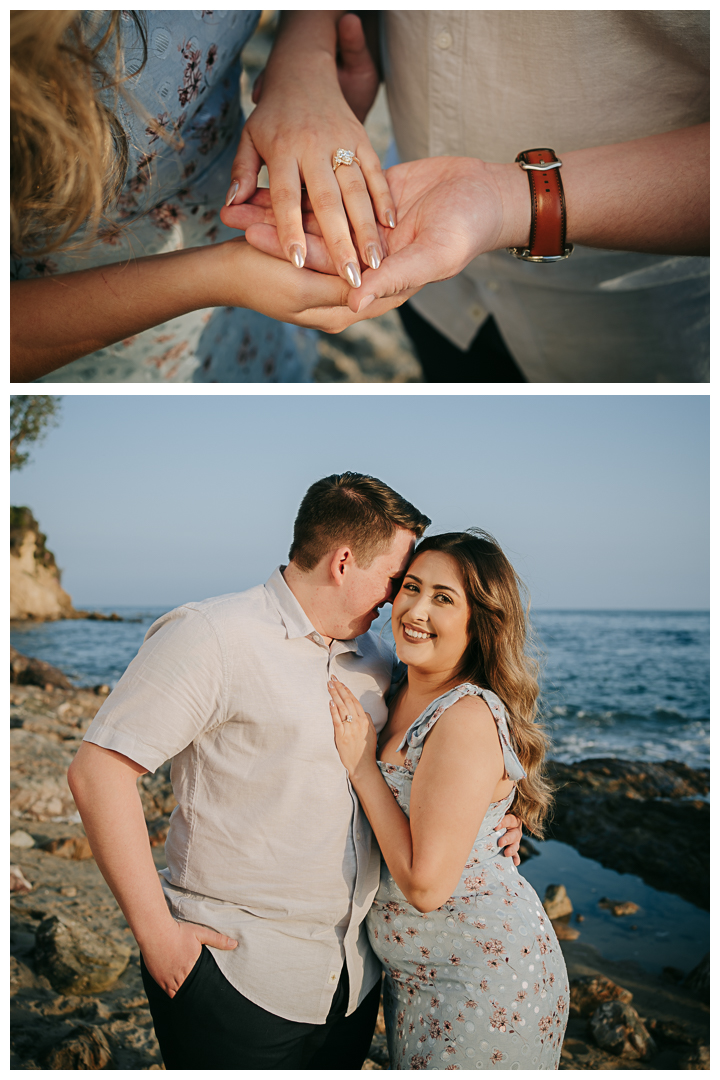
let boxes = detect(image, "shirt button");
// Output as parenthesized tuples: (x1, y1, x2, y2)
(436, 29, 452, 49)
(471, 304, 485, 320)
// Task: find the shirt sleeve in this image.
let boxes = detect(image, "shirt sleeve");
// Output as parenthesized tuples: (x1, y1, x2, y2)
(83, 605, 226, 772)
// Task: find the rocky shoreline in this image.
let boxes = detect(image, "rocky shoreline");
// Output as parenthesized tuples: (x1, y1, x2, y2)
(10, 672, 710, 1070)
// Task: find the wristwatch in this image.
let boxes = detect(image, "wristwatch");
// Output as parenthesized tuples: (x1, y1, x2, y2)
(507, 148, 573, 263)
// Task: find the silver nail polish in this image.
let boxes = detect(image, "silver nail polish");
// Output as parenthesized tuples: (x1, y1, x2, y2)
(385, 209, 396, 229)
(344, 262, 362, 288)
(225, 181, 239, 207)
(366, 244, 381, 270)
(289, 244, 305, 269)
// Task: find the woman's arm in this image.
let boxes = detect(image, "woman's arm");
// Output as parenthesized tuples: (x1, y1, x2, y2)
(11, 238, 414, 381)
(330, 682, 509, 913)
(227, 11, 393, 283)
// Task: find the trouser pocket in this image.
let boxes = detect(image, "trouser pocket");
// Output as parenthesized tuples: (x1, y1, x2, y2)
(141, 945, 206, 1002)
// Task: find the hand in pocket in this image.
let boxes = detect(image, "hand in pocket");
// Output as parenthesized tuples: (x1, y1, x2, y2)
(142, 920, 238, 998)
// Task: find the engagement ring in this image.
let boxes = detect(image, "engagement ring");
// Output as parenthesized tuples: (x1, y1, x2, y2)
(333, 149, 360, 172)
(343, 714, 353, 723)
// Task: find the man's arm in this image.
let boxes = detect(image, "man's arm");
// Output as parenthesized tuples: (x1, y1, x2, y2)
(230, 121, 708, 313)
(67, 741, 238, 997)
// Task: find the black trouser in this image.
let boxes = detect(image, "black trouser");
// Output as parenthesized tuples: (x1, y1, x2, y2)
(141, 947, 381, 1070)
(399, 301, 526, 383)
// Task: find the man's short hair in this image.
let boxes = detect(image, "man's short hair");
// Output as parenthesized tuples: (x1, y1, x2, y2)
(289, 472, 431, 572)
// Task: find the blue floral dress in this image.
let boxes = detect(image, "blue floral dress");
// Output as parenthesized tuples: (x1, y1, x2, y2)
(366, 684, 569, 1070)
(11, 10, 316, 382)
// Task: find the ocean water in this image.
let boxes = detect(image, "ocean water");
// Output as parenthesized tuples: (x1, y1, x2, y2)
(11, 607, 709, 770)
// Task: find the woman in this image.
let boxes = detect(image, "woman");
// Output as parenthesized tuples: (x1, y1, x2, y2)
(10, 11, 403, 382)
(329, 530, 568, 1069)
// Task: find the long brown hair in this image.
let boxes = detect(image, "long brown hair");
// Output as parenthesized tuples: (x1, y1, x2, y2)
(10, 10, 150, 256)
(412, 529, 552, 836)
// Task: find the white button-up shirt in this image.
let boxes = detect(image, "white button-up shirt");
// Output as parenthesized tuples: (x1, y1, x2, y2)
(382, 10, 709, 381)
(84, 568, 398, 1023)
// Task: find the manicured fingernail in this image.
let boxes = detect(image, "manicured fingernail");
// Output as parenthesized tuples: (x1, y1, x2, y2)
(385, 209, 396, 229)
(357, 293, 376, 313)
(225, 181, 239, 207)
(343, 261, 362, 288)
(366, 244, 381, 270)
(289, 244, 305, 269)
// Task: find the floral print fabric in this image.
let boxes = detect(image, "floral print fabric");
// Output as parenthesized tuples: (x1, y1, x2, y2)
(366, 684, 569, 1069)
(12, 11, 316, 382)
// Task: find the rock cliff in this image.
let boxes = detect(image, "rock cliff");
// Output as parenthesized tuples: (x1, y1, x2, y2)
(10, 508, 76, 622)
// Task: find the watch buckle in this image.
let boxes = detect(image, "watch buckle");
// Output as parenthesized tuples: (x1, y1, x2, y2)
(507, 245, 574, 263)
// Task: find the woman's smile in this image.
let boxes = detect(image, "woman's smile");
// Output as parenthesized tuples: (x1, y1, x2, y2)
(402, 623, 436, 642)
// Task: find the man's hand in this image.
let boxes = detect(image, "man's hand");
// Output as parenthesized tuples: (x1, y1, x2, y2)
(336, 13, 381, 123)
(496, 813, 523, 866)
(223, 156, 531, 314)
(250, 15, 379, 124)
(141, 920, 238, 999)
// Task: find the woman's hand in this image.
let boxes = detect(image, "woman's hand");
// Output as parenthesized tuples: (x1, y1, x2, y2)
(225, 12, 395, 286)
(218, 239, 416, 331)
(329, 676, 378, 780)
(11, 237, 416, 380)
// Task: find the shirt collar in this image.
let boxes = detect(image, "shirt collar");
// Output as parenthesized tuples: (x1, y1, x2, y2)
(264, 567, 361, 655)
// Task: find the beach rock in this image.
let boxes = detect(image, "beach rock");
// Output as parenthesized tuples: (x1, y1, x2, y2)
(10, 647, 73, 690)
(598, 897, 640, 917)
(518, 837, 540, 861)
(543, 883, 573, 919)
(10, 829, 35, 849)
(10, 955, 38, 996)
(662, 966, 685, 984)
(646, 1018, 696, 1048)
(570, 975, 632, 1018)
(677, 1044, 710, 1069)
(40, 835, 94, 860)
(34, 914, 131, 995)
(41, 1023, 114, 1069)
(139, 764, 176, 820)
(588, 1000, 657, 1059)
(11, 865, 33, 894)
(551, 918, 580, 941)
(10, 728, 77, 820)
(147, 818, 170, 848)
(546, 757, 709, 909)
(683, 952, 709, 999)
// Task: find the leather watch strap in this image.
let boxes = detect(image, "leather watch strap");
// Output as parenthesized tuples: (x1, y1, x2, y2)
(507, 148, 573, 263)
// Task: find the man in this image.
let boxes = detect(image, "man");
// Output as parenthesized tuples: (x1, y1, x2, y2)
(68, 473, 523, 1069)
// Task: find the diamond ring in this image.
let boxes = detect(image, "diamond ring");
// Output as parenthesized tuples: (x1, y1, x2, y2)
(343, 713, 354, 723)
(333, 149, 360, 172)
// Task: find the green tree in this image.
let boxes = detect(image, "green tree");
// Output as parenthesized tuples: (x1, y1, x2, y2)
(10, 396, 61, 471)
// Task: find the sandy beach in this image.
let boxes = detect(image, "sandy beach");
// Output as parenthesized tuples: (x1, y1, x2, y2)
(10, 671, 709, 1070)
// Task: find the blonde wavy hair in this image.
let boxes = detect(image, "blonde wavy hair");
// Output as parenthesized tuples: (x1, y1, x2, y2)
(10, 10, 150, 256)
(411, 529, 553, 836)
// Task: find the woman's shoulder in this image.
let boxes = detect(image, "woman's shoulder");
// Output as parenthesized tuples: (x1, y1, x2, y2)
(409, 683, 493, 743)
(430, 682, 507, 716)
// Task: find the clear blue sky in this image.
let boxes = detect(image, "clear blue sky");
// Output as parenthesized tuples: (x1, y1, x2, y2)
(10, 394, 709, 610)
